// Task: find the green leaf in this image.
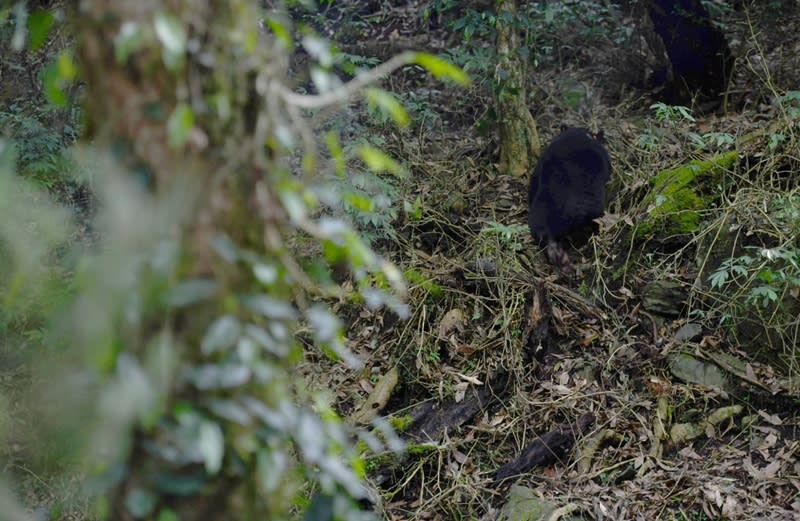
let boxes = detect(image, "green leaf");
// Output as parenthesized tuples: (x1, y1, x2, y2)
(253, 263, 279, 285)
(413, 53, 470, 85)
(201, 315, 242, 355)
(345, 192, 373, 212)
(125, 488, 157, 519)
(207, 399, 252, 425)
(157, 509, 180, 521)
(464, 24, 475, 40)
(245, 324, 289, 357)
(325, 132, 346, 177)
(154, 11, 186, 55)
(211, 235, 240, 263)
(265, 17, 293, 49)
(279, 188, 308, 224)
(188, 363, 250, 390)
(57, 51, 77, 81)
(242, 295, 298, 320)
(257, 447, 289, 493)
(27, 10, 53, 51)
(154, 11, 186, 70)
(164, 279, 217, 308)
(305, 305, 342, 343)
(302, 34, 333, 67)
(43, 63, 66, 106)
(198, 420, 224, 474)
(153, 472, 207, 496)
(115, 22, 146, 63)
(365, 88, 410, 128)
(167, 103, 194, 149)
(358, 145, 405, 177)
(709, 270, 728, 289)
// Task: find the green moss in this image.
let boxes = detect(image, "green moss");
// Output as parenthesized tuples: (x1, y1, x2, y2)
(635, 151, 738, 239)
(403, 268, 443, 298)
(406, 443, 439, 456)
(389, 415, 414, 433)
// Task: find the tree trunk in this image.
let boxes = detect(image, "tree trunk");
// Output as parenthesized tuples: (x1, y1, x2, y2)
(72, 2, 292, 520)
(494, 0, 541, 179)
(646, 0, 734, 107)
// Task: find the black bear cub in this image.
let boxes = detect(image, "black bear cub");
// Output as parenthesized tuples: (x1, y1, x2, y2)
(527, 127, 611, 268)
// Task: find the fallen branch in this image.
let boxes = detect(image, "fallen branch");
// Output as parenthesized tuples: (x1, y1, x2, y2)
(492, 413, 596, 487)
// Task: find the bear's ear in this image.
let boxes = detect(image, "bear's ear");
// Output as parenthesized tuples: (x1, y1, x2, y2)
(594, 130, 606, 144)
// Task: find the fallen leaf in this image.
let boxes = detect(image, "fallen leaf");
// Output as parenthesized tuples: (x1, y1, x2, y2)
(438, 308, 466, 339)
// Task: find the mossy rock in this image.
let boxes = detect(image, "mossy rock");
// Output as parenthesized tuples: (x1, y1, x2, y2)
(635, 151, 739, 239)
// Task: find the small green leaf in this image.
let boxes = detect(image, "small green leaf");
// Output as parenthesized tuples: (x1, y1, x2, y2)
(154, 11, 186, 70)
(279, 188, 307, 224)
(709, 269, 728, 289)
(167, 103, 194, 149)
(302, 34, 333, 67)
(265, 17, 293, 49)
(413, 53, 470, 85)
(198, 420, 224, 474)
(153, 472, 207, 496)
(126, 488, 157, 519)
(345, 192, 373, 212)
(154, 11, 186, 55)
(325, 132, 346, 177)
(257, 447, 288, 493)
(245, 324, 289, 357)
(114, 22, 146, 63)
(27, 10, 53, 51)
(211, 235, 240, 263)
(201, 315, 242, 355)
(306, 305, 342, 343)
(464, 24, 475, 40)
(57, 51, 77, 81)
(157, 509, 180, 521)
(242, 295, 298, 320)
(42, 63, 66, 106)
(164, 279, 217, 308)
(365, 88, 410, 128)
(207, 399, 252, 425)
(188, 363, 250, 390)
(253, 263, 278, 285)
(358, 145, 405, 177)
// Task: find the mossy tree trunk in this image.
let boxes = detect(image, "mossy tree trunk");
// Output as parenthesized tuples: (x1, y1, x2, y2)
(494, 0, 540, 179)
(71, 2, 319, 520)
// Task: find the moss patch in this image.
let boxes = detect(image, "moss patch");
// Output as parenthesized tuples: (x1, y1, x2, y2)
(635, 151, 738, 239)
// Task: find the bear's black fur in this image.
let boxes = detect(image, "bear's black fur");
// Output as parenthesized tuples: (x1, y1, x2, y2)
(527, 127, 611, 266)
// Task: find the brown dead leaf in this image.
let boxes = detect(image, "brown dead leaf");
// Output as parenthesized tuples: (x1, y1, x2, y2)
(579, 329, 600, 346)
(645, 377, 672, 397)
(757, 410, 783, 426)
(453, 342, 477, 356)
(453, 449, 468, 465)
(358, 379, 374, 394)
(454, 381, 468, 403)
(438, 308, 466, 339)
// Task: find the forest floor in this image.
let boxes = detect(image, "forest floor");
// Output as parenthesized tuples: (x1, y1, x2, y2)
(301, 2, 800, 520)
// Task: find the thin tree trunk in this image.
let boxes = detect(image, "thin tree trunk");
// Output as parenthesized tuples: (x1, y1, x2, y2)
(494, 0, 540, 179)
